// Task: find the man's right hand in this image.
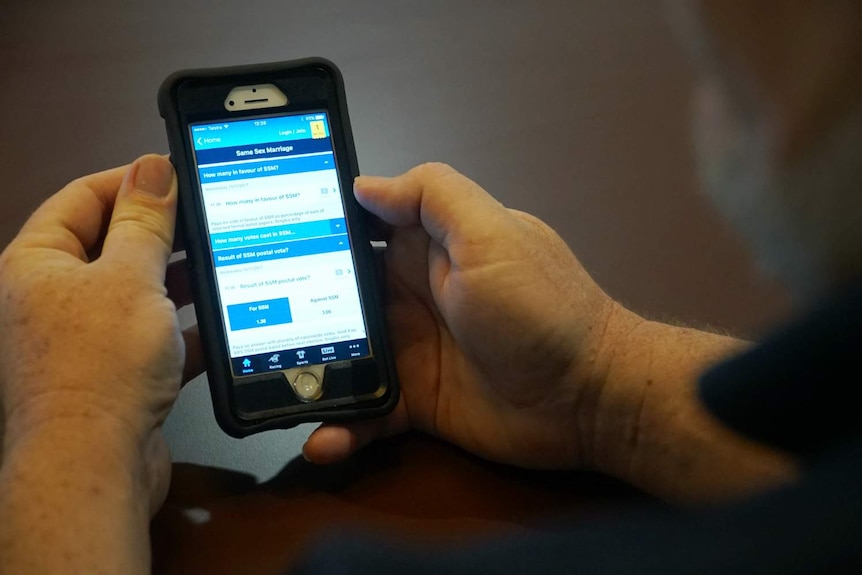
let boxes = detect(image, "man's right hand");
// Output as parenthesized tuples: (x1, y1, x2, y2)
(303, 163, 624, 470)
(303, 163, 796, 504)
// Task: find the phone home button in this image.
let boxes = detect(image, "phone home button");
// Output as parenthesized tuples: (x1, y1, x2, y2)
(292, 371, 323, 402)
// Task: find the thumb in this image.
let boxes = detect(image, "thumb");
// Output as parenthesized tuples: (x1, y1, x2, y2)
(101, 155, 178, 281)
(302, 412, 409, 465)
(353, 162, 509, 252)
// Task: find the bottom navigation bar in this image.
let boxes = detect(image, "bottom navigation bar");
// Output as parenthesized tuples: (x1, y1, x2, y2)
(231, 338, 370, 376)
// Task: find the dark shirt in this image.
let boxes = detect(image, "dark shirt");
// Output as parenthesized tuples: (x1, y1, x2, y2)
(294, 285, 862, 574)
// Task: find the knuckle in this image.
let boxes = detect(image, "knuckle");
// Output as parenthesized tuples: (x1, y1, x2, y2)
(415, 162, 457, 179)
(412, 163, 469, 195)
(510, 209, 545, 228)
(67, 175, 88, 189)
(109, 207, 172, 247)
(0, 247, 27, 283)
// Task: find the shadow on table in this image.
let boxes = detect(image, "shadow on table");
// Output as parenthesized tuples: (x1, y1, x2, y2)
(152, 432, 653, 575)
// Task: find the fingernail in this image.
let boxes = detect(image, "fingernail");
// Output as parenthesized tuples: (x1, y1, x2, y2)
(133, 156, 173, 198)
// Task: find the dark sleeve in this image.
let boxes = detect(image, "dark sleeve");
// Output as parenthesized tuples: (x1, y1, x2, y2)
(290, 441, 862, 575)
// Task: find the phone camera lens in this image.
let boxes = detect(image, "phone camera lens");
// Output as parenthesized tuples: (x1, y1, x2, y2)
(228, 100, 235, 106)
(252, 88, 257, 93)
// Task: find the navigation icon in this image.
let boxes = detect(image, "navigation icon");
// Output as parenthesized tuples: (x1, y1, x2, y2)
(296, 350, 306, 360)
(242, 358, 252, 368)
(269, 354, 281, 363)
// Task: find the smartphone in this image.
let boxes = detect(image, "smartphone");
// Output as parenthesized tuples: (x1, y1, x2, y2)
(158, 58, 398, 437)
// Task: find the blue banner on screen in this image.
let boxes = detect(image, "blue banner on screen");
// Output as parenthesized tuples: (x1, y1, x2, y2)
(210, 218, 347, 250)
(213, 235, 349, 267)
(192, 114, 329, 150)
(198, 154, 335, 184)
(191, 110, 370, 375)
(194, 138, 333, 165)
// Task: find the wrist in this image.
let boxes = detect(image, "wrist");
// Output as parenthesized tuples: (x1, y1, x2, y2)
(6, 412, 146, 474)
(3, 386, 153, 451)
(573, 300, 648, 479)
(0, 407, 153, 575)
(3, 393, 150, 493)
(582, 312, 793, 502)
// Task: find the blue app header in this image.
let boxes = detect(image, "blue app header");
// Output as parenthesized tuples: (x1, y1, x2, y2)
(198, 154, 335, 184)
(192, 112, 331, 150)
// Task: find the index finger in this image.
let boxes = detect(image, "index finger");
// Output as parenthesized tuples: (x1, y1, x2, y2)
(14, 163, 130, 260)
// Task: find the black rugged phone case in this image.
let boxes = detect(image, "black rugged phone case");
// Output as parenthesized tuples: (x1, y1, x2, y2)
(158, 58, 399, 437)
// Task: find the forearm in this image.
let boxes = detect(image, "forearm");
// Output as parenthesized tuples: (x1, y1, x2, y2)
(588, 304, 796, 504)
(0, 417, 152, 575)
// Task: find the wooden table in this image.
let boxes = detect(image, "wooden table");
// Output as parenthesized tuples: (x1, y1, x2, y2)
(152, 432, 649, 574)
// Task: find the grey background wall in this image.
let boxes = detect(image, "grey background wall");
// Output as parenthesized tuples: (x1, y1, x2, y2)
(0, 1, 789, 480)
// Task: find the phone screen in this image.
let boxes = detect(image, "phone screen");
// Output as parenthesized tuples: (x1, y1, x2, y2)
(190, 112, 370, 378)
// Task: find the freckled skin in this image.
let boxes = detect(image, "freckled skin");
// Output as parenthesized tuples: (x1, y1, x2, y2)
(0, 156, 182, 575)
(306, 164, 795, 503)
